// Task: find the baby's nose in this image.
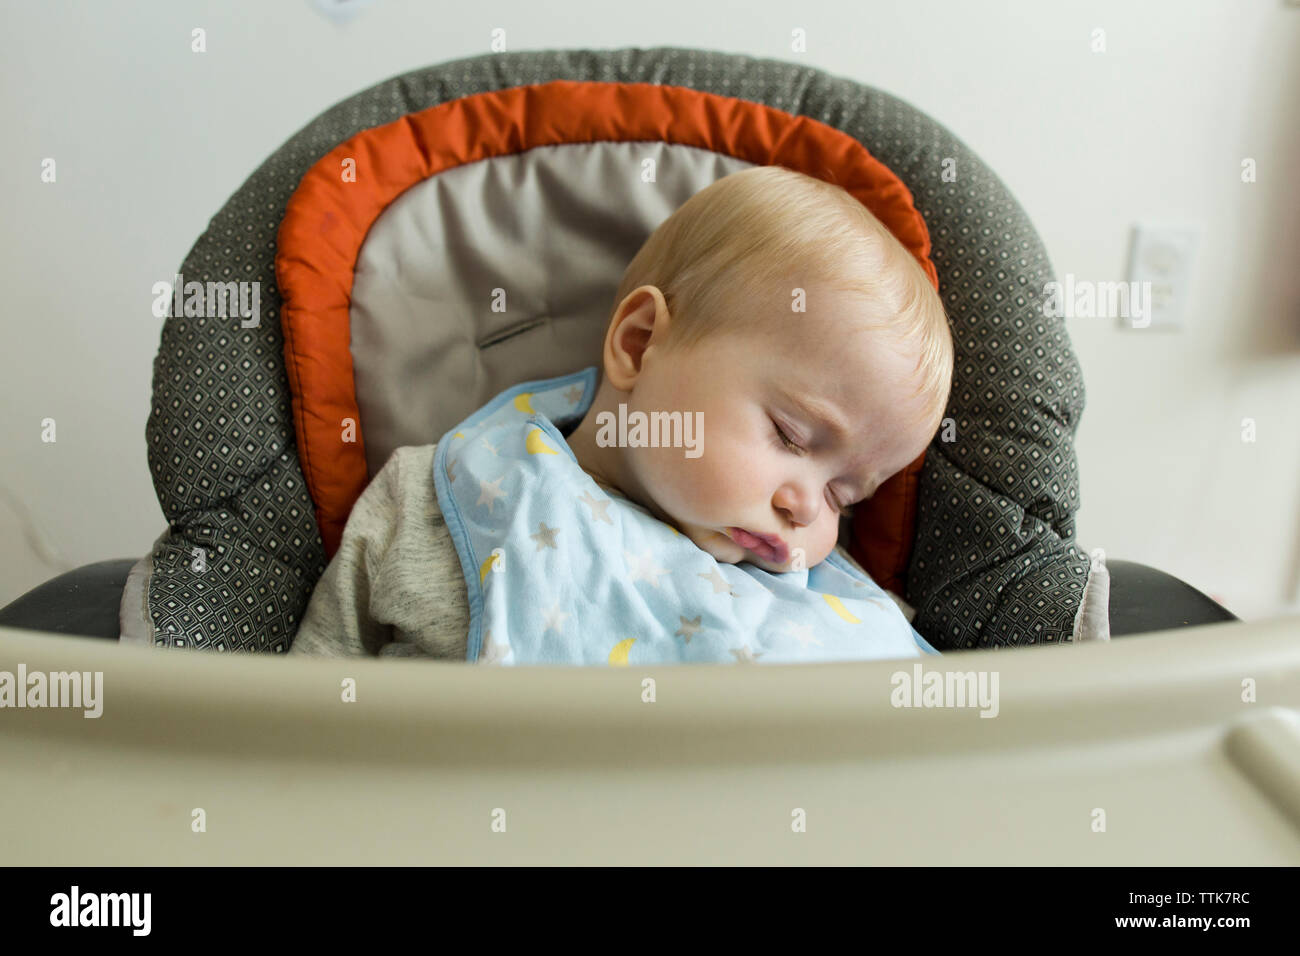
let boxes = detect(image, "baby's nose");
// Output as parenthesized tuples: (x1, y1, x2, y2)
(775, 488, 819, 528)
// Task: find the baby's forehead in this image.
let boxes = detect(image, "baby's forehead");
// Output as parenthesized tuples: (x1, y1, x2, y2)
(763, 314, 904, 370)
(762, 333, 929, 419)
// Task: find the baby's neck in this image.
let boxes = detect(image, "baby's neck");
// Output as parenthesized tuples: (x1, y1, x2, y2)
(564, 403, 658, 513)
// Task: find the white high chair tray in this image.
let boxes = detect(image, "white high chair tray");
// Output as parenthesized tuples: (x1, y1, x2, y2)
(1, 617, 1297, 864)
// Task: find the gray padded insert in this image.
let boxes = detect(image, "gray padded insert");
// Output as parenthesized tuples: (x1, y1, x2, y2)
(350, 142, 753, 477)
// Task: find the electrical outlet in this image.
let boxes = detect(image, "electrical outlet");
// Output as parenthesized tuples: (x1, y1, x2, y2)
(1123, 224, 1200, 330)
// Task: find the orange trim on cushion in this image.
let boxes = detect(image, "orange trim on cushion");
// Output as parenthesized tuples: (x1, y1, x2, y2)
(276, 80, 940, 577)
(850, 451, 926, 596)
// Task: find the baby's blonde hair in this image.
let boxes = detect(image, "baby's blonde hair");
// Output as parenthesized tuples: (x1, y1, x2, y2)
(612, 165, 953, 434)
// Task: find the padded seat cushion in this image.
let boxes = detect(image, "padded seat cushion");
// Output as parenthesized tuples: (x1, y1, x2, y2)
(275, 79, 939, 595)
(132, 47, 1092, 652)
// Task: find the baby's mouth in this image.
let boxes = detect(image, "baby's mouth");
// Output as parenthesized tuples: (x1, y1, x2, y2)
(725, 527, 789, 565)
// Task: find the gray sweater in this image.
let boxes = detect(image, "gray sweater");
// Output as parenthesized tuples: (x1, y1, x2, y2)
(289, 443, 922, 660)
(290, 444, 469, 660)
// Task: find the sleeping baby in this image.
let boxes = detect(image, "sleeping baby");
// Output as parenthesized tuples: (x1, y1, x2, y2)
(289, 165, 955, 664)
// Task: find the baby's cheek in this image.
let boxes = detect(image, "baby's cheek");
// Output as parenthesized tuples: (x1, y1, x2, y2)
(816, 518, 842, 562)
(638, 445, 717, 515)
(680, 439, 753, 508)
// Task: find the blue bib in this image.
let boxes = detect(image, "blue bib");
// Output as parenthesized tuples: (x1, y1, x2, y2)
(433, 367, 940, 665)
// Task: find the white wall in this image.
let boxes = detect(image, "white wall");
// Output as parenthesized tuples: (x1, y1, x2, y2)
(2, 0, 1297, 621)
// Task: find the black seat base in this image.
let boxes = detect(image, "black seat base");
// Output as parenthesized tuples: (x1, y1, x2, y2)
(1106, 559, 1237, 636)
(0, 558, 137, 640)
(0, 557, 1238, 643)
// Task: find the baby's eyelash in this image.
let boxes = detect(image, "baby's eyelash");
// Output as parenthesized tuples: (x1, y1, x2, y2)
(773, 418, 857, 515)
(772, 418, 803, 454)
(772, 416, 858, 517)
